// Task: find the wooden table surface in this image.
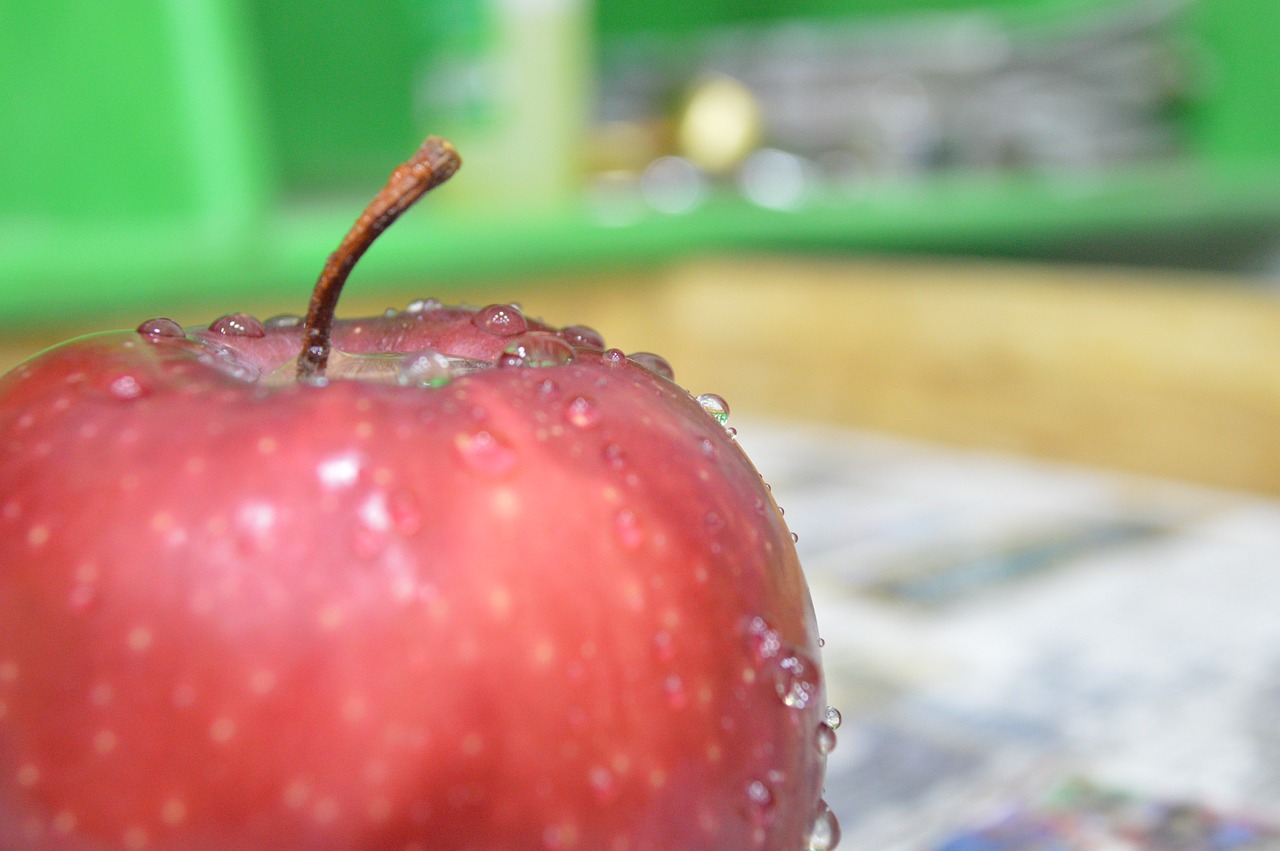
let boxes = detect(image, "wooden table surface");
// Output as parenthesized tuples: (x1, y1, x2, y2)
(4, 256, 1279, 496)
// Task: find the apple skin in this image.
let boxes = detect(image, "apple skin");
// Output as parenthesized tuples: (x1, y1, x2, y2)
(0, 305, 830, 849)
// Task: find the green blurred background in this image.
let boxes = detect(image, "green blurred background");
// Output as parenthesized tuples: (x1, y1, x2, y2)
(2, 0, 1279, 324)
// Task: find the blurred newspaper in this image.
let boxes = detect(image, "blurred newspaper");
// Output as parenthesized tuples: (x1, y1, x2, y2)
(741, 422, 1280, 850)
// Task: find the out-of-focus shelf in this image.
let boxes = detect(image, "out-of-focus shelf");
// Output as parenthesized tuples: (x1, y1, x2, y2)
(4, 159, 1279, 323)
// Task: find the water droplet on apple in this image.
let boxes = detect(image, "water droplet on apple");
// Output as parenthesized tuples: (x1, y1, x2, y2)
(816, 722, 838, 756)
(321, 350, 401, 383)
(209, 313, 266, 338)
(136, 318, 184, 338)
(264, 314, 303, 329)
(745, 779, 776, 826)
(564, 396, 601, 428)
(397, 351, 457, 388)
(790, 531, 800, 543)
(406, 297, 442, 313)
(601, 348, 627, 366)
(629, 352, 674, 380)
(805, 799, 841, 851)
(774, 649, 819, 710)
(602, 443, 628, 471)
(454, 431, 517, 477)
(824, 705, 842, 730)
(107, 373, 150, 401)
(500, 333, 576, 368)
(559, 324, 605, 350)
(472, 304, 527, 337)
(745, 616, 782, 662)
(696, 393, 730, 425)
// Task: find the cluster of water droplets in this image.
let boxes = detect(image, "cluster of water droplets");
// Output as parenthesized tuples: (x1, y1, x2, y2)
(747, 616, 819, 711)
(740, 615, 844, 849)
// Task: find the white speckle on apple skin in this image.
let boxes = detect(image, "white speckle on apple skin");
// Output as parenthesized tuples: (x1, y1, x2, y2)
(51, 809, 76, 834)
(93, 730, 117, 755)
(25, 524, 49, 548)
(126, 627, 153, 653)
(209, 717, 237, 744)
(160, 798, 187, 826)
(15, 763, 39, 788)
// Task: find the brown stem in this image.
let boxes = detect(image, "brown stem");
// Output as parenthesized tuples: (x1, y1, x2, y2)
(297, 137, 462, 381)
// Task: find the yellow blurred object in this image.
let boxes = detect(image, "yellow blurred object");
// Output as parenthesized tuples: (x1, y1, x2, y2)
(676, 74, 763, 174)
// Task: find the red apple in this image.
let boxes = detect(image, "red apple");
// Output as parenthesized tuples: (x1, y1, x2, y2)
(0, 138, 839, 849)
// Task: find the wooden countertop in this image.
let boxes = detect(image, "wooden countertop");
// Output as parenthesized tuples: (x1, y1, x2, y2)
(5, 256, 1280, 496)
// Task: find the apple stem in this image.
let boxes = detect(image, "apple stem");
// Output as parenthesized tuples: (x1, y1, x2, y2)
(297, 137, 462, 381)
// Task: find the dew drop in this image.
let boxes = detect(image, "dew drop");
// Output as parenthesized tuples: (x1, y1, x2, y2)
(106, 373, 150, 401)
(472, 304, 527, 337)
(824, 705, 842, 729)
(602, 443, 628, 471)
(790, 531, 800, 543)
(406, 297, 442, 313)
(745, 779, 776, 826)
(629, 352, 674, 381)
(816, 723, 838, 756)
(501, 333, 576, 368)
(559, 325, 605, 350)
(454, 431, 517, 477)
(805, 800, 841, 851)
(209, 313, 266, 338)
(397, 351, 457, 388)
(818, 637, 826, 649)
(136, 317, 184, 338)
(746, 616, 782, 662)
(264, 314, 303, 329)
(775, 650, 820, 710)
(564, 396, 601, 428)
(699, 437, 717, 458)
(601, 348, 627, 366)
(696, 393, 730, 425)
